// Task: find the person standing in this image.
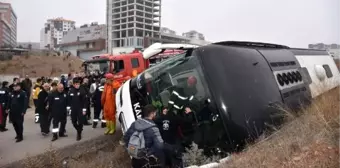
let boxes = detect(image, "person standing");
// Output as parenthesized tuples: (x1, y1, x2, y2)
(67, 78, 87, 141)
(123, 104, 165, 168)
(92, 79, 105, 128)
(7, 83, 27, 142)
(9, 77, 20, 93)
(155, 107, 183, 167)
(49, 83, 68, 141)
(0, 81, 10, 132)
(32, 78, 43, 123)
(21, 75, 33, 108)
(101, 73, 121, 135)
(50, 82, 57, 92)
(80, 77, 91, 125)
(37, 83, 50, 136)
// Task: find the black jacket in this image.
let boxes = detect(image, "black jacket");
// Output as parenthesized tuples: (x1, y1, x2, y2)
(168, 86, 199, 114)
(22, 78, 32, 92)
(49, 91, 68, 118)
(67, 87, 87, 114)
(92, 83, 104, 105)
(155, 113, 181, 145)
(0, 87, 10, 109)
(8, 90, 27, 116)
(37, 90, 49, 112)
(80, 84, 90, 98)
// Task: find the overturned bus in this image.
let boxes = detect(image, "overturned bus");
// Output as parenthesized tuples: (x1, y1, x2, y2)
(115, 41, 340, 153)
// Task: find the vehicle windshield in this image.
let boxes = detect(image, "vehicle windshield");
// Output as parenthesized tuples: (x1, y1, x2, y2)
(149, 52, 186, 67)
(135, 54, 228, 153)
(85, 60, 110, 75)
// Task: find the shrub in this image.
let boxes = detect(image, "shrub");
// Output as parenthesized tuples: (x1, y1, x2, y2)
(183, 142, 222, 167)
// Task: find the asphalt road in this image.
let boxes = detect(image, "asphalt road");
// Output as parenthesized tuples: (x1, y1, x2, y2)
(0, 108, 109, 166)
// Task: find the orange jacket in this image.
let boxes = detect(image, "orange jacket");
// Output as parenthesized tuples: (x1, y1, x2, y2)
(101, 81, 121, 121)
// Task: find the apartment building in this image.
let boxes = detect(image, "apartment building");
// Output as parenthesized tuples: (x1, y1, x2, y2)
(40, 17, 75, 50)
(0, 2, 17, 47)
(153, 27, 210, 46)
(182, 30, 205, 40)
(308, 43, 340, 50)
(58, 23, 107, 60)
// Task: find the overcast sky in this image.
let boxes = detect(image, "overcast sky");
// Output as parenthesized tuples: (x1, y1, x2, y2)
(4, 0, 339, 48)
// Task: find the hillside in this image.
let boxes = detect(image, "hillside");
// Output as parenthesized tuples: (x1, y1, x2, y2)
(0, 51, 83, 77)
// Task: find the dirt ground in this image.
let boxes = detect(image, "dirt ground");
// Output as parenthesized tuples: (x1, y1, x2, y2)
(0, 53, 83, 77)
(3, 131, 131, 168)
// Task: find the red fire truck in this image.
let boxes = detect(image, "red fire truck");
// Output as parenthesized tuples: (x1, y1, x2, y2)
(82, 46, 193, 83)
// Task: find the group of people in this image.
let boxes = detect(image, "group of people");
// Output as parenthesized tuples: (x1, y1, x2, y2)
(123, 76, 202, 168)
(0, 72, 122, 143)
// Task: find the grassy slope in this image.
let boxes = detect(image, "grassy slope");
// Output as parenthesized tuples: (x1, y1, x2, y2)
(226, 87, 339, 168)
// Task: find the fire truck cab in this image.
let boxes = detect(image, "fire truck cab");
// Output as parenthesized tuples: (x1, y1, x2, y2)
(82, 49, 187, 83)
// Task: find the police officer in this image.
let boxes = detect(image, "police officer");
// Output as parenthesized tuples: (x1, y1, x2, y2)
(92, 78, 105, 128)
(37, 83, 50, 136)
(7, 83, 27, 142)
(155, 107, 183, 167)
(0, 81, 10, 132)
(67, 78, 87, 141)
(49, 83, 68, 141)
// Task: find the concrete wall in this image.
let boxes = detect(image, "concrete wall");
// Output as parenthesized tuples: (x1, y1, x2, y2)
(0, 74, 19, 83)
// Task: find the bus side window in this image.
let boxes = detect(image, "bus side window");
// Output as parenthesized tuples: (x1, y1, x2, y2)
(322, 64, 333, 78)
(131, 58, 140, 68)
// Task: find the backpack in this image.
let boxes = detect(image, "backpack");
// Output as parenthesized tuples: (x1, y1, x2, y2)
(127, 121, 155, 159)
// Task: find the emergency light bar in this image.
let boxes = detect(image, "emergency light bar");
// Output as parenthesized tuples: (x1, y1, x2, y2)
(143, 43, 199, 59)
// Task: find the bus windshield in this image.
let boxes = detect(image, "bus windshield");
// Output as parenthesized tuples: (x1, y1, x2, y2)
(134, 54, 229, 153)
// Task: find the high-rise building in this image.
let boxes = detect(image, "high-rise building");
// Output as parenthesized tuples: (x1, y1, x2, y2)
(0, 2, 17, 48)
(40, 17, 75, 50)
(106, 0, 161, 53)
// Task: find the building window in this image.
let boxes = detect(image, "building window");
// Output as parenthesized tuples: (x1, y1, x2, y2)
(322, 64, 333, 78)
(131, 58, 139, 68)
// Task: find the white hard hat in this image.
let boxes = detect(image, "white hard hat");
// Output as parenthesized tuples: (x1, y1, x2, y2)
(53, 77, 59, 81)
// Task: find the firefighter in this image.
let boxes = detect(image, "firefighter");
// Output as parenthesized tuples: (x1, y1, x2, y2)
(92, 78, 105, 128)
(37, 83, 50, 136)
(101, 73, 120, 135)
(67, 78, 87, 141)
(167, 76, 199, 147)
(0, 81, 10, 132)
(33, 78, 43, 123)
(7, 83, 27, 142)
(50, 83, 68, 141)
